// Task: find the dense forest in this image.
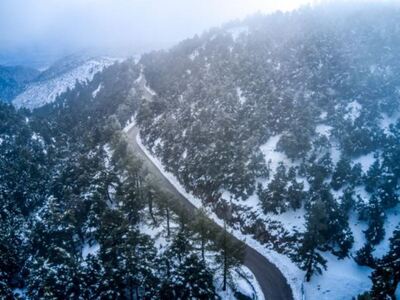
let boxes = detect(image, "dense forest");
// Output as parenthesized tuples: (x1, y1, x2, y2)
(1, 2, 400, 300)
(0, 60, 251, 299)
(0, 65, 39, 102)
(135, 4, 400, 298)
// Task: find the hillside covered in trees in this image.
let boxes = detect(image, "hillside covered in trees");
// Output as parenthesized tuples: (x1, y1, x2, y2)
(135, 3, 400, 299)
(2, 2, 400, 299)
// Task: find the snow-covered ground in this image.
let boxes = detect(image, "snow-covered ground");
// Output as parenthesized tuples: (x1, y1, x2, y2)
(131, 122, 399, 300)
(305, 253, 372, 300)
(13, 58, 115, 110)
(353, 152, 376, 173)
(344, 100, 362, 124)
(259, 134, 297, 180)
(81, 242, 100, 259)
(236, 87, 247, 105)
(379, 111, 400, 134)
(215, 266, 265, 300)
(92, 83, 103, 98)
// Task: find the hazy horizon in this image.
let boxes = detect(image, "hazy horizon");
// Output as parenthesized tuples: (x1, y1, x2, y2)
(0, 0, 394, 68)
(0, 0, 320, 67)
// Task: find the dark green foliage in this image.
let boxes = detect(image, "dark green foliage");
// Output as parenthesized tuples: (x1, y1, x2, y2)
(354, 243, 376, 268)
(306, 153, 333, 189)
(277, 108, 314, 159)
(160, 249, 217, 299)
(26, 258, 83, 299)
(0, 217, 23, 298)
(331, 156, 352, 190)
(192, 208, 216, 261)
(258, 164, 306, 213)
(340, 187, 356, 213)
(297, 184, 354, 279)
(364, 195, 385, 245)
(287, 168, 306, 210)
(258, 162, 289, 214)
(159, 221, 217, 299)
(370, 226, 400, 299)
(356, 292, 372, 300)
(305, 186, 354, 258)
(172, 254, 217, 299)
(297, 200, 328, 281)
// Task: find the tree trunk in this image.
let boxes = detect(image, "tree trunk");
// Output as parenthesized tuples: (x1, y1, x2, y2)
(148, 192, 157, 225)
(223, 248, 227, 291)
(201, 237, 205, 261)
(135, 287, 139, 300)
(166, 258, 171, 277)
(166, 207, 170, 237)
(223, 221, 227, 291)
(388, 276, 398, 300)
(305, 253, 313, 282)
(129, 277, 134, 300)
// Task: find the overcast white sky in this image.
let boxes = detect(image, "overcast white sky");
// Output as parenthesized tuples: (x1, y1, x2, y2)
(0, 0, 318, 55)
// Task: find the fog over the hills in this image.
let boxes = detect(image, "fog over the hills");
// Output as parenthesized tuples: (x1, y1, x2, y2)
(0, 0, 318, 66)
(1, 0, 392, 67)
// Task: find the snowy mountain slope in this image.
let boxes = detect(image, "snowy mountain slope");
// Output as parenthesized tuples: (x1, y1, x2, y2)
(13, 57, 115, 109)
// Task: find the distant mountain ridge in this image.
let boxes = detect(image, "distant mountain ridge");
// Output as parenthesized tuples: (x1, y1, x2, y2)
(0, 54, 117, 109)
(12, 55, 116, 110)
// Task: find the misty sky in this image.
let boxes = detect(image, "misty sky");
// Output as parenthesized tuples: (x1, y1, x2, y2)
(0, 0, 317, 57)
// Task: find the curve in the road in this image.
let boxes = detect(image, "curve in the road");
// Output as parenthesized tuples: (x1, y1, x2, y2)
(126, 126, 294, 300)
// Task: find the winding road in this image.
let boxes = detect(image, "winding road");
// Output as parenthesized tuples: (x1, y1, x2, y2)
(125, 75, 294, 300)
(126, 126, 294, 300)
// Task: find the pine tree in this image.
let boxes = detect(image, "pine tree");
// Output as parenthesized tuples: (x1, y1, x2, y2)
(365, 157, 381, 194)
(287, 177, 305, 210)
(259, 162, 289, 214)
(298, 232, 328, 282)
(298, 199, 327, 281)
(192, 208, 216, 261)
(371, 226, 400, 299)
(364, 195, 385, 245)
(331, 156, 352, 190)
(306, 152, 333, 189)
(81, 256, 103, 299)
(215, 221, 245, 291)
(121, 228, 159, 300)
(26, 257, 82, 299)
(340, 187, 355, 213)
(173, 254, 217, 299)
(350, 163, 363, 186)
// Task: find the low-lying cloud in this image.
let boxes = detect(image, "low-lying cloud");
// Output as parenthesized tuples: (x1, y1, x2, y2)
(0, 0, 315, 56)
